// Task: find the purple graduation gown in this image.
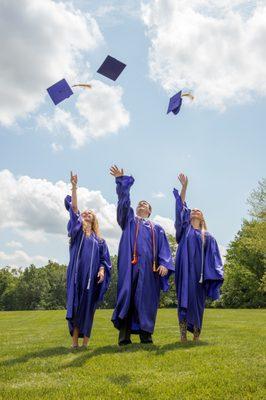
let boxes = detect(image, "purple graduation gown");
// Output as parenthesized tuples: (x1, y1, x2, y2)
(65, 195, 111, 338)
(173, 189, 224, 333)
(112, 176, 174, 334)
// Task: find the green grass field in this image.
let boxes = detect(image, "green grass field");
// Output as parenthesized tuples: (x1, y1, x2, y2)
(0, 309, 265, 400)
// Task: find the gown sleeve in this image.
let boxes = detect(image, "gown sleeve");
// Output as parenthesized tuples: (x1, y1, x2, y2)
(204, 235, 224, 300)
(64, 195, 82, 241)
(156, 226, 175, 292)
(173, 188, 191, 243)
(98, 239, 112, 302)
(115, 175, 135, 230)
(157, 227, 175, 271)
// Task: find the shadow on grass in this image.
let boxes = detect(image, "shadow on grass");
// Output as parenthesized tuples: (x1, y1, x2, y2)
(61, 343, 158, 368)
(61, 340, 209, 368)
(155, 340, 209, 355)
(0, 346, 70, 368)
(0, 344, 152, 369)
(0, 340, 209, 370)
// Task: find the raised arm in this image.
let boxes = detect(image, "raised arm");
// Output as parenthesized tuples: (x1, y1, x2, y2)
(70, 171, 78, 213)
(173, 173, 190, 243)
(64, 171, 81, 241)
(110, 165, 134, 230)
(178, 173, 188, 204)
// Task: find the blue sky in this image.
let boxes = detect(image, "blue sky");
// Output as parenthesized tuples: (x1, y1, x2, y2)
(0, 0, 265, 267)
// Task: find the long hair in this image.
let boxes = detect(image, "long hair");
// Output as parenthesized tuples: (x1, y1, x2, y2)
(82, 211, 101, 238)
(191, 211, 207, 243)
(200, 217, 207, 232)
(200, 216, 207, 243)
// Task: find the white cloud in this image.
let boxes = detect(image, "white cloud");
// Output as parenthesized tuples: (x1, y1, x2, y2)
(76, 80, 130, 139)
(15, 229, 48, 244)
(93, 1, 140, 21)
(93, 4, 116, 18)
(141, 0, 266, 110)
(0, 169, 121, 254)
(152, 192, 166, 199)
(153, 215, 175, 236)
(37, 108, 87, 148)
(37, 79, 130, 148)
(0, 249, 48, 268)
(5, 241, 23, 249)
(51, 142, 63, 153)
(0, 0, 103, 126)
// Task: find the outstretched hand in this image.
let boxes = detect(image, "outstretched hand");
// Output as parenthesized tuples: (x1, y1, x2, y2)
(110, 165, 124, 178)
(70, 171, 78, 187)
(178, 173, 188, 188)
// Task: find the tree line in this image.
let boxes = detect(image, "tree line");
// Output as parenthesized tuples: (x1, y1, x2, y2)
(0, 180, 265, 310)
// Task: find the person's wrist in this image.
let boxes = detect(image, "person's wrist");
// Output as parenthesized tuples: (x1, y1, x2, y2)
(71, 184, 77, 189)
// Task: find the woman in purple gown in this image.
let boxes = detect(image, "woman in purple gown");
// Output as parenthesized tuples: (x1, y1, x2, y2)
(174, 173, 224, 342)
(65, 172, 111, 349)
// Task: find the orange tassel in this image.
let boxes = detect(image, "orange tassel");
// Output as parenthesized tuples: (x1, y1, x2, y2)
(131, 255, 138, 265)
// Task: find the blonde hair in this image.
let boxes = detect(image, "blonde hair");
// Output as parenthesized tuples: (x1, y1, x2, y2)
(191, 210, 207, 242)
(200, 216, 207, 243)
(82, 211, 101, 238)
(200, 217, 207, 232)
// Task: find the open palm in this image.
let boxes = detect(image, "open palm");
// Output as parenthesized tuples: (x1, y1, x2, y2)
(110, 165, 124, 178)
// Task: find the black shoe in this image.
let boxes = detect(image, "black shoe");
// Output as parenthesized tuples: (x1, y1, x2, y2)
(139, 331, 153, 344)
(118, 339, 132, 346)
(140, 338, 153, 344)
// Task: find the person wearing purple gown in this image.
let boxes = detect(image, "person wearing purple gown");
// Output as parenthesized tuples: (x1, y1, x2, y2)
(110, 165, 174, 345)
(174, 173, 224, 342)
(65, 172, 111, 349)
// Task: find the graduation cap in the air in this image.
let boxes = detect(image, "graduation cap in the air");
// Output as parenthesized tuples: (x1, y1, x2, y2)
(47, 78, 74, 106)
(47, 80, 94, 105)
(97, 55, 126, 81)
(167, 90, 194, 115)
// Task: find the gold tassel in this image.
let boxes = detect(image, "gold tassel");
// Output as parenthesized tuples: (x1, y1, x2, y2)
(181, 92, 194, 101)
(72, 84, 92, 89)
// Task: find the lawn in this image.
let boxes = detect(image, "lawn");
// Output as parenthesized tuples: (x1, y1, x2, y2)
(0, 309, 265, 400)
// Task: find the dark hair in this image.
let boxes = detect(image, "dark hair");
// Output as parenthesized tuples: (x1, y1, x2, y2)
(138, 201, 152, 216)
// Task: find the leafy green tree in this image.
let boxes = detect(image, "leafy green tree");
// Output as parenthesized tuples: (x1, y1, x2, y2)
(0, 267, 21, 310)
(220, 179, 266, 308)
(226, 220, 265, 280)
(15, 265, 50, 310)
(221, 262, 265, 308)
(247, 178, 266, 220)
(42, 261, 67, 309)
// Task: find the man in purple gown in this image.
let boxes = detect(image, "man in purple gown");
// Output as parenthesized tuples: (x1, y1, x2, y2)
(110, 165, 174, 345)
(174, 173, 224, 342)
